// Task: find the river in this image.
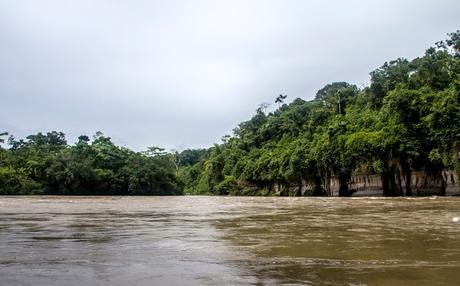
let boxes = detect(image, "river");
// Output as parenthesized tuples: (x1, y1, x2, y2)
(0, 196, 459, 285)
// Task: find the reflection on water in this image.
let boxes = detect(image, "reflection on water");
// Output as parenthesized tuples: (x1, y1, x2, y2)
(0, 196, 459, 285)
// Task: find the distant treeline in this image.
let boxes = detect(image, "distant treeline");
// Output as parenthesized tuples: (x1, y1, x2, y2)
(178, 31, 460, 196)
(0, 132, 183, 195)
(1, 31, 459, 196)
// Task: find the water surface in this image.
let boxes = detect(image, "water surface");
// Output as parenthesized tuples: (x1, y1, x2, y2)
(0, 196, 459, 285)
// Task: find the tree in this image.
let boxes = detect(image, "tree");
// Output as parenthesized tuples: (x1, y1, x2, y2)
(369, 59, 412, 107)
(0, 131, 184, 195)
(315, 82, 358, 115)
(275, 94, 288, 107)
(180, 31, 460, 197)
(0, 132, 8, 148)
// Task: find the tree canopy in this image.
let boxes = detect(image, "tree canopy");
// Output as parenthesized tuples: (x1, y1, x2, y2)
(2, 31, 459, 196)
(0, 132, 183, 195)
(179, 31, 460, 196)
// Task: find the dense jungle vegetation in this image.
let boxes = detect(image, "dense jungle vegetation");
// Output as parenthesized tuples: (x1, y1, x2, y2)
(0, 132, 183, 195)
(1, 31, 459, 196)
(178, 31, 460, 196)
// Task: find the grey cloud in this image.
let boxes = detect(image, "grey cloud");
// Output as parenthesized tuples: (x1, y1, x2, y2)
(1, 0, 459, 150)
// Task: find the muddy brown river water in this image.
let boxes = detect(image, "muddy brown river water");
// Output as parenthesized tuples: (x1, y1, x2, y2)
(0, 196, 459, 285)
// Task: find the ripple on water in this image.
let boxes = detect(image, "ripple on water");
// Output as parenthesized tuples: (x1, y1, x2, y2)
(0, 196, 460, 286)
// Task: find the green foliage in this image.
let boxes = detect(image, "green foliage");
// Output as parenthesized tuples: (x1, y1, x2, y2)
(214, 176, 239, 195)
(0, 132, 183, 195)
(179, 31, 460, 196)
(3, 31, 459, 197)
(315, 82, 359, 115)
(177, 149, 208, 167)
(0, 166, 43, 195)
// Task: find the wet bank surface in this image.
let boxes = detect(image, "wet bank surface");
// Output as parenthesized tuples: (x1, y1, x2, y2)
(0, 196, 459, 285)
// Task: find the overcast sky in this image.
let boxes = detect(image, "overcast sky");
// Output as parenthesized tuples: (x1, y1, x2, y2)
(1, 0, 459, 151)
